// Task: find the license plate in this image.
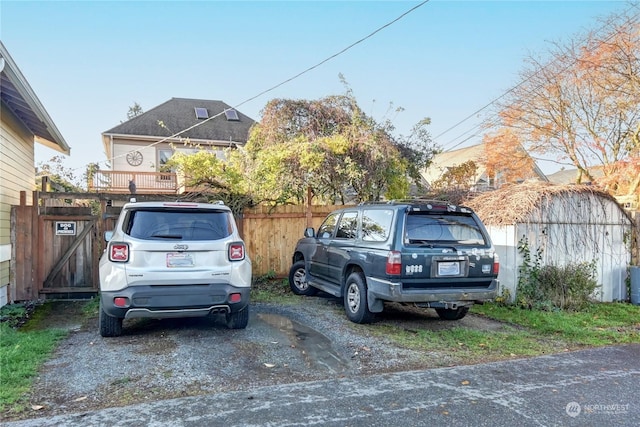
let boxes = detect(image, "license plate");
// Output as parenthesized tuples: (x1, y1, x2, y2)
(167, 253, 194, 268)
(438, 261, 460, 276)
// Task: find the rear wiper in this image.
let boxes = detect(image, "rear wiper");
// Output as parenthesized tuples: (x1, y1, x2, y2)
(409, 239, 457, 250)
(151, 234, 183, 239)
(408, 239, 433, 244)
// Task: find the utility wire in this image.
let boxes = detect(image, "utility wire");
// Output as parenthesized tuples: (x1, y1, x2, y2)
(78, 1, 430, 173)
(437, 2, 640, 153)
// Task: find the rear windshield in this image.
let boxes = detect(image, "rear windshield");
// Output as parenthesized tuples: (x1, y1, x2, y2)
(125, 209, 233, 241)
(404, 212, 486, 245)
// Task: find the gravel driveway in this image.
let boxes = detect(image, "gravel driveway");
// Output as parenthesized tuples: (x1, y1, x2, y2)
(9, 296, 511, 422)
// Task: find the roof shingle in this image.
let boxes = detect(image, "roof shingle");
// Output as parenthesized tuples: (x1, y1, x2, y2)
(103, 98, 255, 144)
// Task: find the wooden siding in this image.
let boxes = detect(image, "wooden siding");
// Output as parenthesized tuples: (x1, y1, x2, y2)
(110, 139, 166, 172)
(1, 103, 36, 293)
(107, 137, 228, 173)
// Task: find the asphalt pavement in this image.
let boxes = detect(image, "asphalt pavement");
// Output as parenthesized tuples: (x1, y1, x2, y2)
(6, 344, 639, 427)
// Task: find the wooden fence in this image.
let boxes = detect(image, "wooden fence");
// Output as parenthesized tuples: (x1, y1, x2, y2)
(241, 204, 340, 277)
(9, 190, 342, 301)
(8, 187, 640, 301)
(10, 193, 104, 301)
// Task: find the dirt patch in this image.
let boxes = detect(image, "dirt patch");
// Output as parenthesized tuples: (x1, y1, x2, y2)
(377, 302, 517, 332)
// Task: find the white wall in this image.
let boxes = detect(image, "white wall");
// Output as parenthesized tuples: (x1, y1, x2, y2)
(484, 193, 632, 303)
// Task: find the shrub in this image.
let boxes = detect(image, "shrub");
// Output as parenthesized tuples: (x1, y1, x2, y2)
(516, 237, 598, 311)
(537, 262, 598, 311)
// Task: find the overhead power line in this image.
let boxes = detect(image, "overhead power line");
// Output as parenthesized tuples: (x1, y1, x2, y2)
(80, 1, 431, 172)
(437, 2, 640, 153)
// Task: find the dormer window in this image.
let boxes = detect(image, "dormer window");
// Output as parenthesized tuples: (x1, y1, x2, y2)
(224, 109, 239, 121)
(195, 107, 208, 119)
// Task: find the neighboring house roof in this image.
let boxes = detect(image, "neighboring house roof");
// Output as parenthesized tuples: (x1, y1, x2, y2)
(422, 144, 487, 186)
(102, 98, 255, 155)
(422, 143, 547, 188)
(0, 41, 70, 154)
(546, 167, 604, 185)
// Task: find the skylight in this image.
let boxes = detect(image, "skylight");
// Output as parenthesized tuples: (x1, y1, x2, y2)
(224, 109, 239, 121)
(195, 107, 208, 119)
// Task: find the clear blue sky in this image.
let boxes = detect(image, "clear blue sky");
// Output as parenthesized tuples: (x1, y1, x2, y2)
(1, 0, 629, 176)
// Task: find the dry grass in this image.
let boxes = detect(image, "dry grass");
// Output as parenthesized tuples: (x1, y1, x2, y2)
(464, 181, 616, 226)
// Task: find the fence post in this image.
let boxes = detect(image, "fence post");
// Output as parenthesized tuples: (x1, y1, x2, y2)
(633, 211, 640, 267)
(305, 186, 313, 228)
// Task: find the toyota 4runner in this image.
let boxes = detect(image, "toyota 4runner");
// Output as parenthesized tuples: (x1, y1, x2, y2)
(99, 200, 252, 337)
(289, 201, 499, 323)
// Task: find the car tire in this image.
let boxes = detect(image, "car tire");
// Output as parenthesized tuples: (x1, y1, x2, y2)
(288, 260, 317, 296)
(99, 302, 123, 337)
(435, 307, 469, 321)
(344, 272, 374, 324)
(226, 306, 249, 329)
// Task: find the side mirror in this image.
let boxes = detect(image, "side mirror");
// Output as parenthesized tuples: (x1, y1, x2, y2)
(304, 227, 315, 238)
(104, 231, 114, 242)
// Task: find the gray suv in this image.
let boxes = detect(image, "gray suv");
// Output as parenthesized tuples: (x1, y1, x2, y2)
(289, 201, 499, 323)
(99, 200, 252, 337)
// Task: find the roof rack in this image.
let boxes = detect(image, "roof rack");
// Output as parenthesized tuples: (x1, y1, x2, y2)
(358, 199, 454, 206)
(358, 199, 474, 214)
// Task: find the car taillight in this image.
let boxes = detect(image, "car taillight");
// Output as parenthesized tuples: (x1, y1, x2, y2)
(229, 242, 245, 261)
(109, 243, 129, 262)
(493, 254, 500, 275)
(114, 297, 129, 307)
(386, 251, 402, 275)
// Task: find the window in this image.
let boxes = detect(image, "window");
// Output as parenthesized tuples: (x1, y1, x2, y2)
(195, 107, 209, 119)
(317, 213, 339, 239)
(405, 213, 485, 245)
(362, 209, 393, 242)
(335, 212, 358, 239)
(224, 109, 239, 121)
(157, 149, 174, 180)
(158, 149, 173, 168)
(127, 209, 232, 241)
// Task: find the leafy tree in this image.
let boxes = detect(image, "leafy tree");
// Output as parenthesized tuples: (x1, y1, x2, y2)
(487, 9, 640, 197)
(36, 156, 84, 192)
(164, 147, 251, 213)
(243, 86, 437, 204)
(430, 160, 478, 191)
(166, 81, 437, 207)
(482, 128, 538, 186)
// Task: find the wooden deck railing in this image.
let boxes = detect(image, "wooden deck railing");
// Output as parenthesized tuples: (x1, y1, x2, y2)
(88, 171, 178, 193)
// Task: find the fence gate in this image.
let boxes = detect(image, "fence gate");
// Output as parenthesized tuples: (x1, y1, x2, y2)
(10, 192, 116, 301)
(38, 209, 99, 296)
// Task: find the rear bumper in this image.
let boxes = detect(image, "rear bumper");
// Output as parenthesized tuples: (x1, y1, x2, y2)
(101, 284, 250, 320)
(367, 276, 498, 306)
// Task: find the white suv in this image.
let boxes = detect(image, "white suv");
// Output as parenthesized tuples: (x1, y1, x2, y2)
(99, 200, 252, 337)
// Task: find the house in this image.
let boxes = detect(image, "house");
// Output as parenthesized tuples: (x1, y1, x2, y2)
(0, 41, 70, 307)
(547, 166, 639, 211)
(467, 182, 633, 302)
(91, 98, 255, 194)
(422, 143, 547, 191)
(546, 167, 605, 185)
